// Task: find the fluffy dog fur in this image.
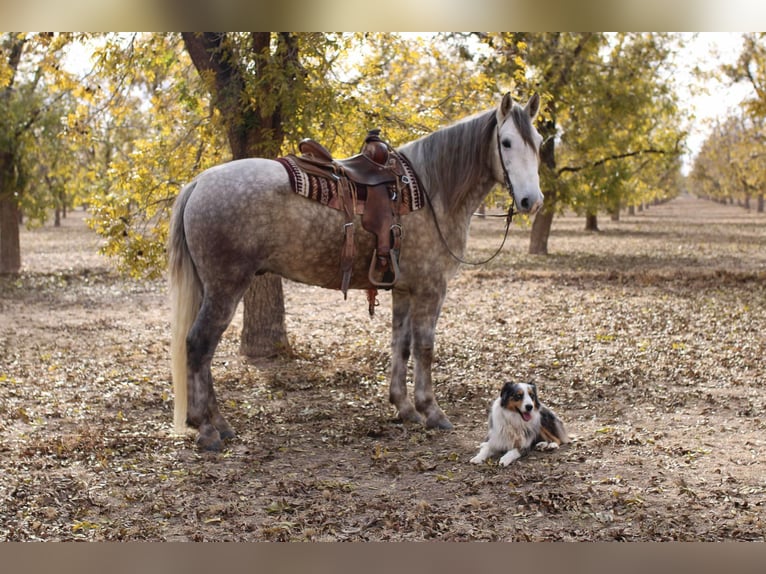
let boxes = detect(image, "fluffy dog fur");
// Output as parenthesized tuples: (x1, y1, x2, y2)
(470, 382, 569, 466)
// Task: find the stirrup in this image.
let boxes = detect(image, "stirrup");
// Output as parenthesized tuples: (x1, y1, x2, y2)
(368, 249, 400, 288)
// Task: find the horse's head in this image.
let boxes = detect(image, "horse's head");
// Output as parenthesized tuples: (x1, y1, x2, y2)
(494, 93, 544, 215)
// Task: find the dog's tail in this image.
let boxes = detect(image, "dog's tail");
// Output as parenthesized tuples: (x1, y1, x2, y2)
(539, 406, 570, 445)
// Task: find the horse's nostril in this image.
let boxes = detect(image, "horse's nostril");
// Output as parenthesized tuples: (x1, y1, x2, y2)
(520, 197, 530, 210)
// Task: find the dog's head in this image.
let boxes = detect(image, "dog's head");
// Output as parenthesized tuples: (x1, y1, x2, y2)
(499, 382, 540, 422)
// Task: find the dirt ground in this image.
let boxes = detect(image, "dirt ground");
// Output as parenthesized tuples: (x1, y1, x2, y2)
(1, 195, 765, 541)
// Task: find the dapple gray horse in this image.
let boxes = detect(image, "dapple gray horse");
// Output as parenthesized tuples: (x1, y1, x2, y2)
(169, 93, 544, 450)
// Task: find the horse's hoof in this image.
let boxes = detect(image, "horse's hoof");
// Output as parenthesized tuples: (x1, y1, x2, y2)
(196, 425, 224, 451)
(219, 428, 236, 441)
(396, 407, 424, 425)
(197, 437, 223, 451)
(212, 414, 235, 441)
(425, 414, 454, 431)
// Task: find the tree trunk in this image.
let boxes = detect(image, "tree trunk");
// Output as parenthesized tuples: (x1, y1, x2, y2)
(1, 147, 21, 275)
(528, 114, 558, 256)
(585, 212, 599, 232)
(183, 32, 297, 359)
(239, 274, 290, 360)
(610, 201, 620, 221)
(0, 195, 21, 275)
(1, 37, 24, 274)
(758, 194, 764, 213)
(529, 209, 554, 255)
(628, 205, 635, 216)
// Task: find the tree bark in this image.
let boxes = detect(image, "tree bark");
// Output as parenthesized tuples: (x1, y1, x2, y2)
(53, 182, 62, 227)
(610, 201, 620, 221)
(758, 193, 764, 213)
(1, 36, 25, 275)
(239, 277, 291, 359)
(183, 32, 298, 359)
(529, 208, 554, 255)
(0, 194, 21, 275)
(585, 212, 599, 232)
(529, 117, 557, 255)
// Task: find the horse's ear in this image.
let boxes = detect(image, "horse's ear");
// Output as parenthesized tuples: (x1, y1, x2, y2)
(525, 93, 541, 120)
(498, 92, 513, 120)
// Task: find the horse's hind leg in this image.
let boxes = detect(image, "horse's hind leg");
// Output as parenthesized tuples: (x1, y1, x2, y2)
(389, 290, 422, 424)
(186, 290, 241, 450)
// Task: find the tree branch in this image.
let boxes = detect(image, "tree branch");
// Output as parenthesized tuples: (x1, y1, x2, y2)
(557, 148, 670, 176)
(181, 32, 243, 111)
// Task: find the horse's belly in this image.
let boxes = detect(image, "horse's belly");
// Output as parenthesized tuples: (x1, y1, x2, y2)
(262, 202, 447, 292)
(264, 208, 379, 291)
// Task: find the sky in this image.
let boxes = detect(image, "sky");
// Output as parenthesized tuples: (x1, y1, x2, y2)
(675, 33, 754, 171)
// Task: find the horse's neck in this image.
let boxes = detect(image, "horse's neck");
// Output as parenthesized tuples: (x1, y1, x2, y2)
(404, 132, 497, 225)
(434, 178, 496, 225)
(463, 180, 497, 219)
(428, 179, 496, 258)
(401, 119, 497, 247)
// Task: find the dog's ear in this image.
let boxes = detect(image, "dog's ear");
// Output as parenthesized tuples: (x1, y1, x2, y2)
(500, 382, 515, 406)
(528, 382, 540, 409)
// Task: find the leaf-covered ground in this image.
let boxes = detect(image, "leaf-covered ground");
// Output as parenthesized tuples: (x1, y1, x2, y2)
(1, 195, 765, 541)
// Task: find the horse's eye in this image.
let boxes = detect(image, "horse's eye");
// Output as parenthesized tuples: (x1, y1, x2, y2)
(502, 139, 511, 149)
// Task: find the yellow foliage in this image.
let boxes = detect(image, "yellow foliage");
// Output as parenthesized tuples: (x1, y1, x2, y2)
(78, 32, 519, 278)
(38, 32, 691, 276)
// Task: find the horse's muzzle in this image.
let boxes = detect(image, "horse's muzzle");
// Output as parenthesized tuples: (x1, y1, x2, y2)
(518, 195, 543, 215)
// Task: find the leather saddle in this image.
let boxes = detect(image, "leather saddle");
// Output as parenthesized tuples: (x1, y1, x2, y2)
(286, 130, 411, 297)
(299, 135, 399, 188)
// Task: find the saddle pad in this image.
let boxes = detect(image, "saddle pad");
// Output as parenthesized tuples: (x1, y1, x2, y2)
(276, 154, 424, 215)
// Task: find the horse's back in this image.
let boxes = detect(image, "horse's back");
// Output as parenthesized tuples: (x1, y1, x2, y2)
(185, 158, 289, 214)
(181, 158, 351, 288)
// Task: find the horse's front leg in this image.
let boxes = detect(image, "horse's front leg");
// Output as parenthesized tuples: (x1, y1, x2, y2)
(411, 287, 453, 430)
(389, 290, 422, 424)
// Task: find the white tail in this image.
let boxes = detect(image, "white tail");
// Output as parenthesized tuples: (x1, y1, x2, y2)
(168, 182, 202, 434)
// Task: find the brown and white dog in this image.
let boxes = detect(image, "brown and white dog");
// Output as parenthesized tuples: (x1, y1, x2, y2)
(470, 382, 569, 466)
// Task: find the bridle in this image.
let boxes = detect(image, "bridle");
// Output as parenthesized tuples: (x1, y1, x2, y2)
(494, 115, 517, 224)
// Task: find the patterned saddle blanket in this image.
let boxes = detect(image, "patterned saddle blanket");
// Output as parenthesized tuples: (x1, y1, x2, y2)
(276, 151, 424, 215)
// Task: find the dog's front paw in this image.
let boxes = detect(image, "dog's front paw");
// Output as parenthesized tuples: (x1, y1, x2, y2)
(535, 441, 559, 452)
(470, 443, 490, 464)
(498, 449, 521, 466)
